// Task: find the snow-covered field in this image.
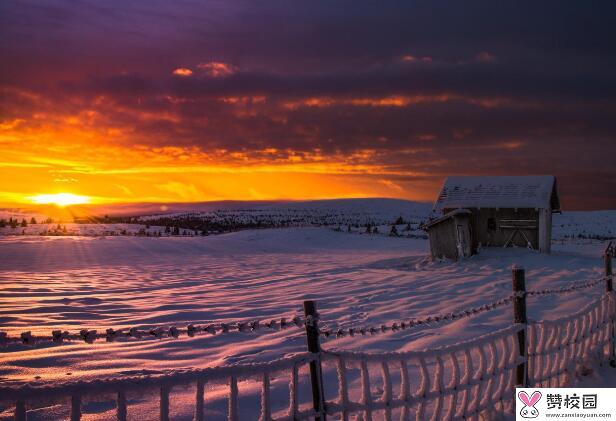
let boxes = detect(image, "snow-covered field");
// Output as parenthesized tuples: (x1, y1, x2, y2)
(0, 200, 615, 419)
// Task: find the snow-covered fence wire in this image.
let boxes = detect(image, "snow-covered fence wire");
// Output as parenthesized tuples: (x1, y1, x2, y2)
(319, 276, 607, 340)
(319, 325, 523, 420)
(527, 293, 615, 388)
(1, 260, 614, 420)
(1, 354, 322, 421)
(314, 294, 616, 421)
(313, 264, 615, 421)
(0, 315, 306, 348)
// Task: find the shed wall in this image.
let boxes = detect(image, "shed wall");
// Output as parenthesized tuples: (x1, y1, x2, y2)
(427, 217, 459, 260)
(427, 214, 472, 260)
(448, 208, 540, 249)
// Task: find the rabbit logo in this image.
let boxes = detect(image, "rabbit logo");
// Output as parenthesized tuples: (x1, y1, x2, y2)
(518, 391, 542, 418)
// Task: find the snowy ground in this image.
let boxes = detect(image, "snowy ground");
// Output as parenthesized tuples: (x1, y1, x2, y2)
(0, 202, 614, 419)
(0, 231, 610, 373)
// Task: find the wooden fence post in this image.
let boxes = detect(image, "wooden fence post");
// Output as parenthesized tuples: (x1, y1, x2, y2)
(512, 266, 528, 387)
(117, 391, 127, 421)
(195, 379, 204, 421)
(160, 385, 170, 421)
(14, 400, 26, 421)
(303, 300, 327, 421)
(70, 395, 81, 421)
(605, 252, 615, 367)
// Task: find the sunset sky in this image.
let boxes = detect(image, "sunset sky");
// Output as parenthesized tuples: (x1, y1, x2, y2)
(1, 1, 615, 210)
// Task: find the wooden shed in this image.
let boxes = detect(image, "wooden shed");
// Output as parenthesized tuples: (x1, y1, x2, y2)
(424, 175, 561, 260)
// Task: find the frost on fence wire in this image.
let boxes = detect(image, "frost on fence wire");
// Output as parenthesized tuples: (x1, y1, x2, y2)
(320, 293, 518, 339)
(526, 276, 607, 297)
(319, 276, 607, 340)
(527, 292, 616, 387)
(0, 315, 306, 348)
(319, 325, 523, 421)
(1, 354, 321, 421)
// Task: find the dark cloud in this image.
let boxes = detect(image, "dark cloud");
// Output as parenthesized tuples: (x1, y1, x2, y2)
(1, 0, 615, 209)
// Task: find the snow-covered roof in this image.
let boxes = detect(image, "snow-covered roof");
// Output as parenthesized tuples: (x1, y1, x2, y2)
(433, 175, 560, 213)
(424, 208, 472, 229)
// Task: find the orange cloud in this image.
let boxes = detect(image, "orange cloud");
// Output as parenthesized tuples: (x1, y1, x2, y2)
(281, 94, 520, 110)
(498, 141, 524, 150)
(400, 54, 432, 63)
(197, 62, 237, 77)
(172, 67, 193, 77)
(378, 179, 403, 191)
(218, 96, 266, 105)
(283, 95, 454, 109)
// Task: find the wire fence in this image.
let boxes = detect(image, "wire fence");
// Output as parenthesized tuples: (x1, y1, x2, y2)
(0, 276, 606, 348)
(318, 276, 607, 339)
(0, 316, 306, 347)
(0, 253, 614, 421)
(321, 324, 525, 420)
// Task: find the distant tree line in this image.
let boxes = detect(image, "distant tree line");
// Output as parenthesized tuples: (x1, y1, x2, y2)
(0, 217, 30, 228)
(66, 212, 429, 238)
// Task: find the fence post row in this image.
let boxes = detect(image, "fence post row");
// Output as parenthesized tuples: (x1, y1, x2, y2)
(512, 266, 528, 387)
(605, 252, 615, 367)
(303, 300, 327, 421)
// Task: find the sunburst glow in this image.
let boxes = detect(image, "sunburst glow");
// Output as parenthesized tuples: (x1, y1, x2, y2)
(30, 193, 91, 207)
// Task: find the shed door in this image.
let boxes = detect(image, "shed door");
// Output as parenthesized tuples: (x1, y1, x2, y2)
(456, 224, 470, 258)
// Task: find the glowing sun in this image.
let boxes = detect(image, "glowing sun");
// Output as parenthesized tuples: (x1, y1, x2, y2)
(30, 193, 91, 207)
